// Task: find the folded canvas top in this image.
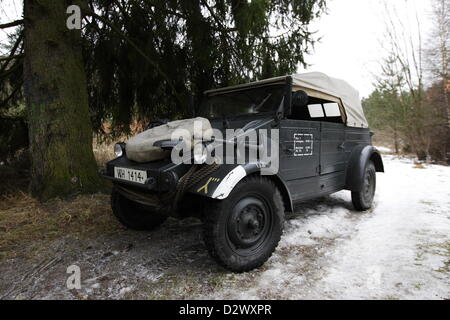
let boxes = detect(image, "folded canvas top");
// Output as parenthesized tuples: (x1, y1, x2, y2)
(126, 117, 213, 163)
(291, 73, 368, 128)
(205, 72, 368, 128)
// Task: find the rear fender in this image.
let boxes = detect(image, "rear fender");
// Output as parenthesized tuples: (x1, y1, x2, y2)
(345, 145, 384, 192)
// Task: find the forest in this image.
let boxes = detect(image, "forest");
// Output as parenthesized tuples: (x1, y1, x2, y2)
(363, 0, 449, 162)
(0, 0, 448, 201)
(0, 0, 326, 199)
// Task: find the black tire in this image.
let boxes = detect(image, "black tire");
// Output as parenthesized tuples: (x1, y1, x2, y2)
(203, 176, 285, 272)
(111, 188, 167, 231)
(351, 161, 377, 211)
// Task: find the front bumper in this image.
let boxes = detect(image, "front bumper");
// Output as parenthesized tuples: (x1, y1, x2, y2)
(100, 156, 190, 192)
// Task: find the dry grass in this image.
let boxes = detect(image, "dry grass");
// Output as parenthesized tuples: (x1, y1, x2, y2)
(93, 128, 137, 167)
(0, 192, 122, 261)
(0, 137, 132, 261)
(371, 130, 397, 151)
(413, 162, 426, 169)
(93, 138, 117, 167)
(0, 136, 135, 261)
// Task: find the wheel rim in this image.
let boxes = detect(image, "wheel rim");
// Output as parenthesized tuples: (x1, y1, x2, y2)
(363, 169, 375, 203)
(226, 195, 272, 256)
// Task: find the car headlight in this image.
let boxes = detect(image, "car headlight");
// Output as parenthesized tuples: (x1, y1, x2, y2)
(193, 144, 207, 164)
(194, 152, 207, 164)
(114, 143, 125, 157)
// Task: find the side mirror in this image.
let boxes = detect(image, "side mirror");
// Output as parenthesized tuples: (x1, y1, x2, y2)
(292, 90, 309, 109)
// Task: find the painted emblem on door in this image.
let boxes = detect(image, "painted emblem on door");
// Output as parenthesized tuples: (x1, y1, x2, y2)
(294, 134, 313, 156)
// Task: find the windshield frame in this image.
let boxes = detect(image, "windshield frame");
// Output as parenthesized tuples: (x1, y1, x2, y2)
(200, 81, 290, 120)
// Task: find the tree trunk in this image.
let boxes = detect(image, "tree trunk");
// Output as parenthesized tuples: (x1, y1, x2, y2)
(393, 123, 399, 154)
(23, 0, 102, 200)
(445, 82, 450, 164)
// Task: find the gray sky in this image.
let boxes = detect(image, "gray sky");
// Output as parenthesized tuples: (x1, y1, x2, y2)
(0, 0, 22, 50)
(301, 0, 433, 97)
(0, 0, 434, 97)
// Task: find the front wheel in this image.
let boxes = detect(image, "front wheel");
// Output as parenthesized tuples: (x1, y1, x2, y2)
(203, 176, 285, 272)
(351, 161, 377, 211)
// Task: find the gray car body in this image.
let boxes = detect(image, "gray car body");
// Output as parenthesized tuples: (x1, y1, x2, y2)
(102, 76, 384, 214)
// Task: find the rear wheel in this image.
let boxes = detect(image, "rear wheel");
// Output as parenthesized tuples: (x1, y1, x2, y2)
(111, 188, 167, 231)
(203, 176, 285, 272)
(351, 161, 376, 211)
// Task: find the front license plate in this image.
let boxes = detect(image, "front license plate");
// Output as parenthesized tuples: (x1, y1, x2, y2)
(114, 167, 148, 184)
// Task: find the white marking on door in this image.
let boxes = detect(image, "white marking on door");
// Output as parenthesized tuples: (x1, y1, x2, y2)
(294, 134, 313, 156)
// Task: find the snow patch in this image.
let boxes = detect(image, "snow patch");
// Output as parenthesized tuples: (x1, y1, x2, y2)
(210, 156, 450, 300)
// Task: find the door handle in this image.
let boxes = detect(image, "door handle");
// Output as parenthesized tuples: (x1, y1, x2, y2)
(338, 143, 345, 150)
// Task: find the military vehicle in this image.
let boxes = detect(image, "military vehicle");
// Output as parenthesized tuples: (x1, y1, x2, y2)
(101, 72, 384, 272)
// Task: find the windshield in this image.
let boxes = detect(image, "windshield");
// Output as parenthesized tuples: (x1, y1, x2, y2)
(200, 84, 286, 119)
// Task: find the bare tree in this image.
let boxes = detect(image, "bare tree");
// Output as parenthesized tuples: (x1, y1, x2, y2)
(377, 1, 439, 160)
(427, 0, 449, 81)
(426, 0, 450, 163)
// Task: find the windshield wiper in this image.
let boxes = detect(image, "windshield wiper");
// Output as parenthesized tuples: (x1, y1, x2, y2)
(253, 93, 272, 112)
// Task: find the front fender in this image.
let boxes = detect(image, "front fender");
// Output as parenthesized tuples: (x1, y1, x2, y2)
(188, 164, 260, 200)
(188, 163, 295, 212)
(345, 145, 384, 192)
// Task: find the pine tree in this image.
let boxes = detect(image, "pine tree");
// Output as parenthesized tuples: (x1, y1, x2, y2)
(23, 0, 102, 199)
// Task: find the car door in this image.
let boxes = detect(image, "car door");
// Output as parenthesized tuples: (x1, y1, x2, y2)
(320, 121, 346, 174)
(278, 119, 321, 200)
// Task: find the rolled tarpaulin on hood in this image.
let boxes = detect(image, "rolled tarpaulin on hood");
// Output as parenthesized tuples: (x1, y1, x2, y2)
(126, 117, 213, 163)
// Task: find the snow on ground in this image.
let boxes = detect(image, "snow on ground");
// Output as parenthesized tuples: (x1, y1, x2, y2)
(208, 156, 450, 300)
(1, 156, 448, 300)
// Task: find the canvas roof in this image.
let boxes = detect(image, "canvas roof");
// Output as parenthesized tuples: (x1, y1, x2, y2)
(205, 72, 369, 128)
